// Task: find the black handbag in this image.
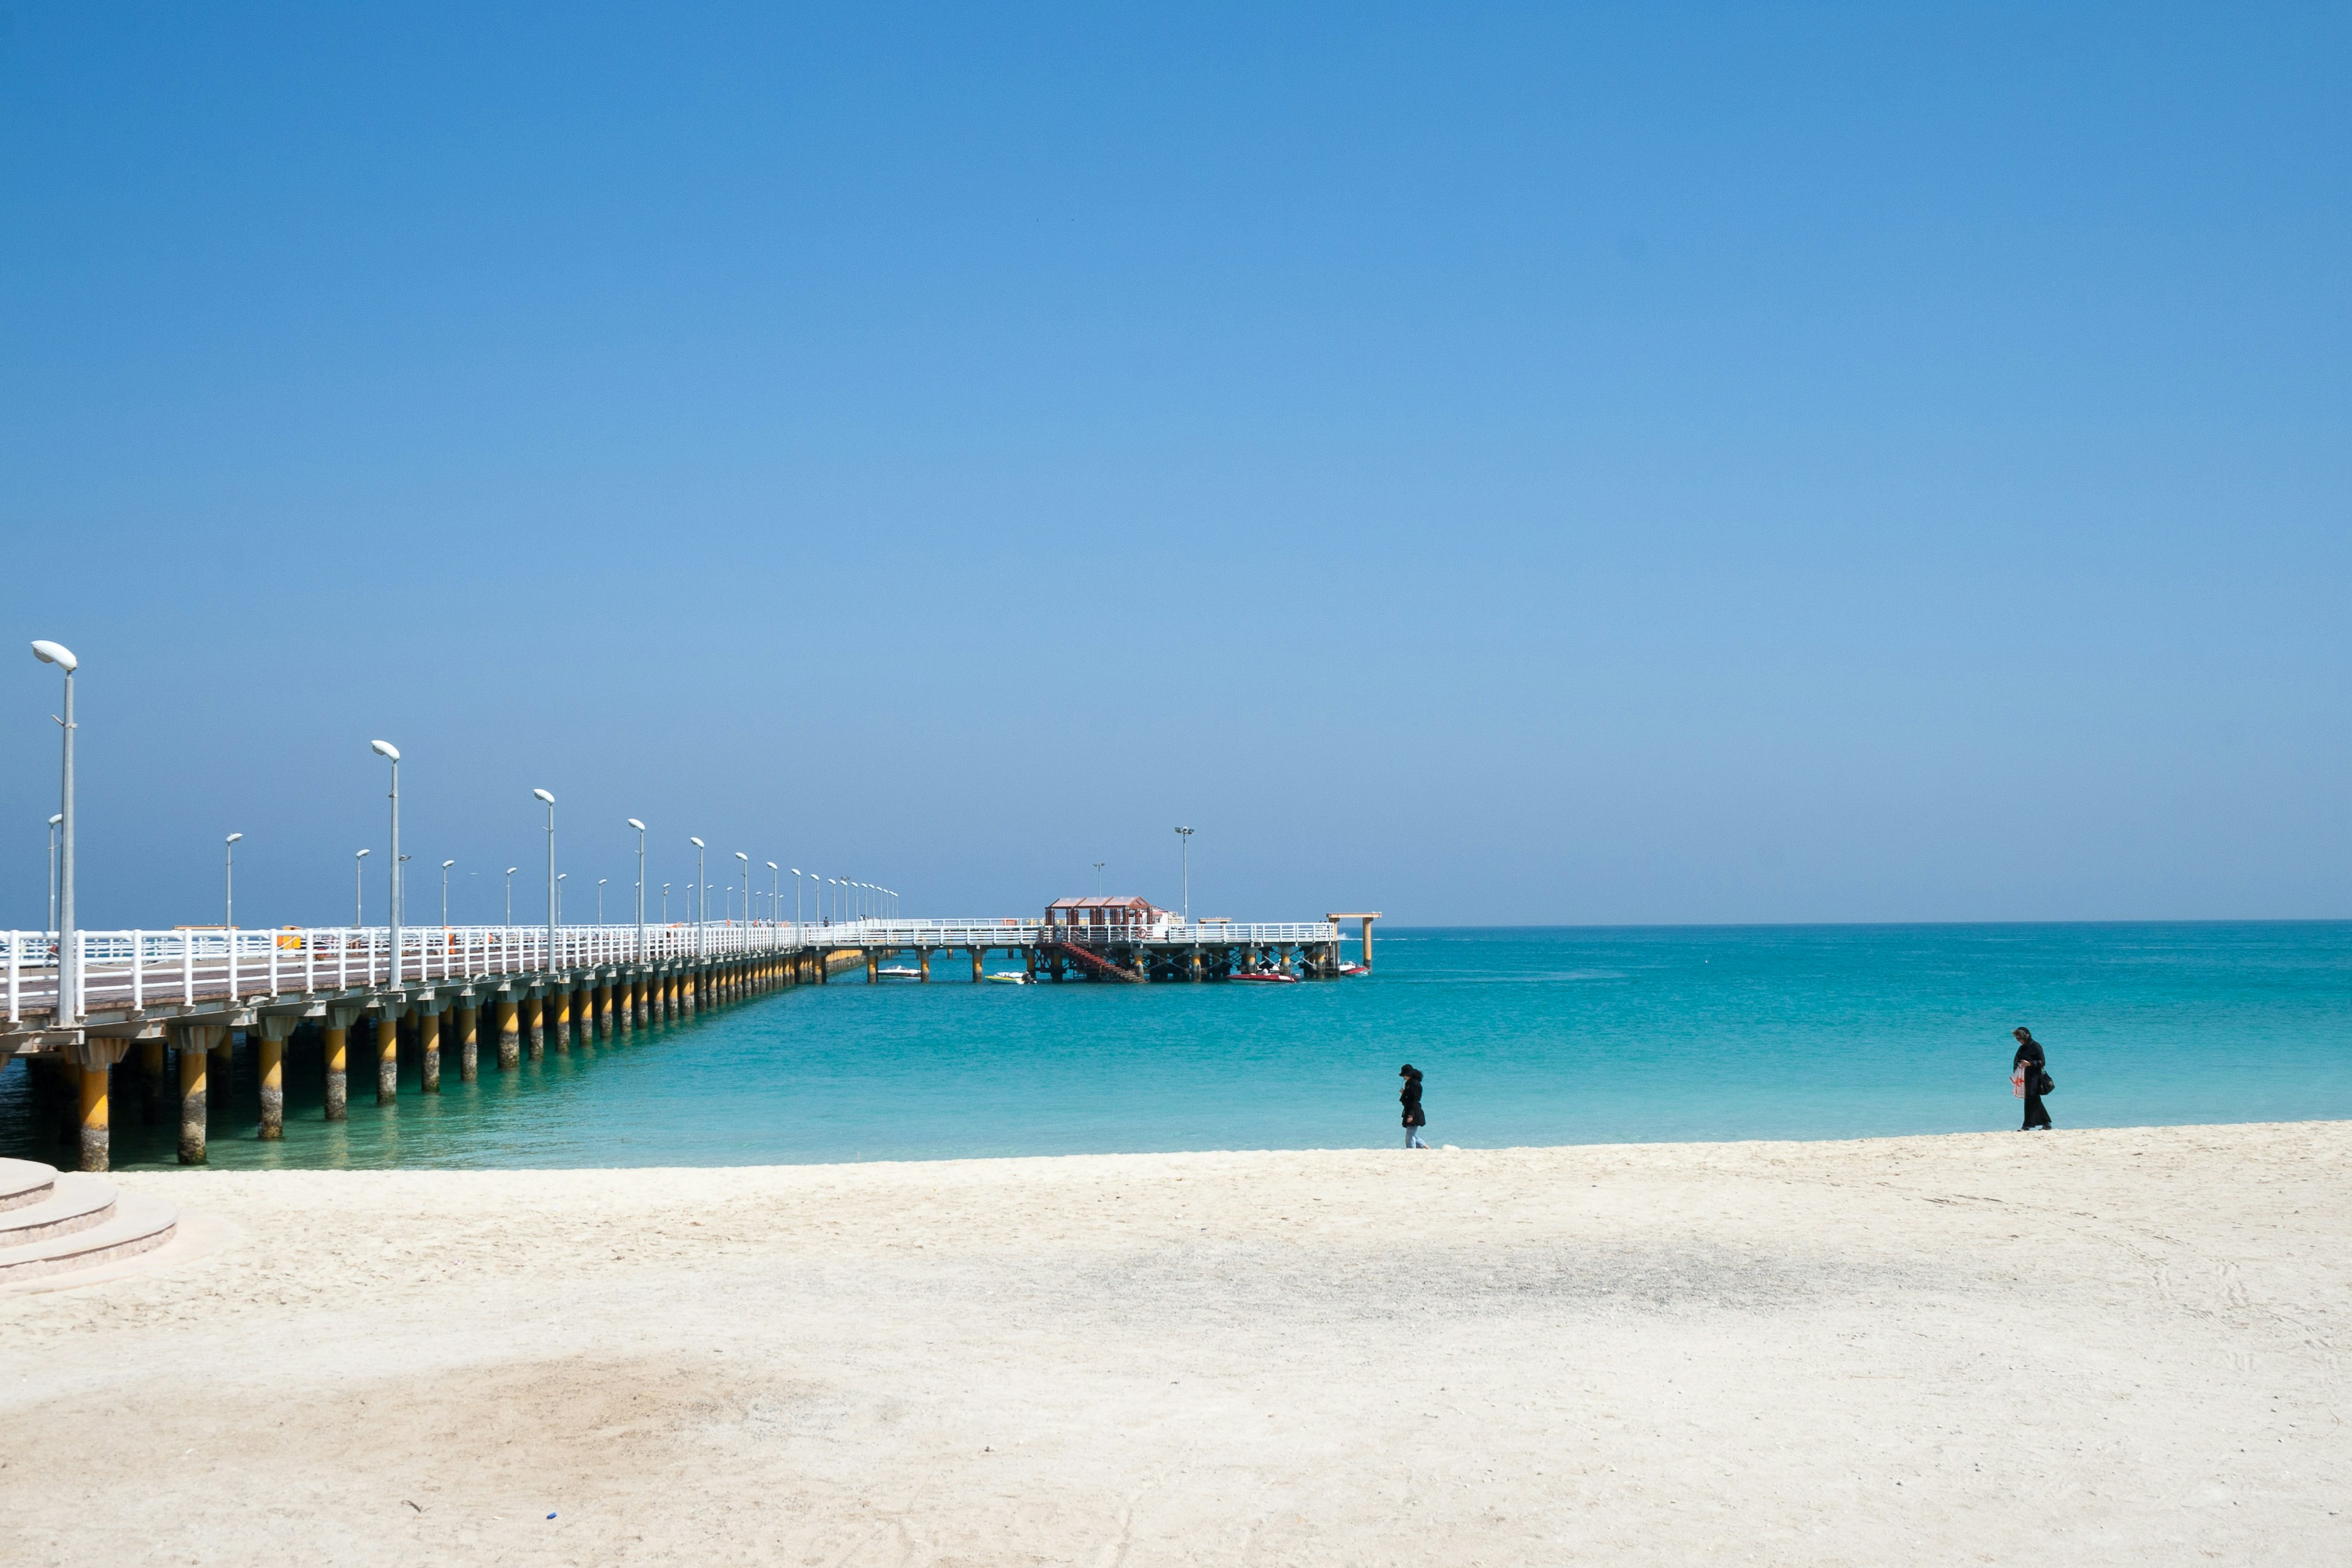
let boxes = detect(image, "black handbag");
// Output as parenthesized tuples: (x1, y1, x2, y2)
(2035, 1069, 2055, 1096)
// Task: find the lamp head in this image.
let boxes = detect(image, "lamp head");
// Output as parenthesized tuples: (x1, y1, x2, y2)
(356, 848, 371, 859)
(532, 788, 555, 804)
(506, 866, 518, 875)
(627, 817, 646, 831)
(690, 836, 704, 849)
(557, 873, 567, 881)
(29, 640, 78, 673)
(49, 814, 62, 827)
(371, 739, 399, 761)
(442, 859, 456, 869)
(790, 867, 801, 876)
(226, 832, 244, 845)
(734, 851, 748, 862)
(767, 861, 777, 870)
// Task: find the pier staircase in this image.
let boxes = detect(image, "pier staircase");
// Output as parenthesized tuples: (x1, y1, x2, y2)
(1046, 942, 1146, 984)
(0, 1158, 178, 1286)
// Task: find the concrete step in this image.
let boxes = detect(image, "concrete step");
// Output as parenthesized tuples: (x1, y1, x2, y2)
(0, 1173, 117, 1248)
(0, 1193, 178, 1283)
(0, 1158, 58, 1213)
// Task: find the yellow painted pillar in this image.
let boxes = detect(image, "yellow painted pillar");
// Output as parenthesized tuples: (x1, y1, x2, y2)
(973, 948, 984, 982)
(595, 981, 612, 1038)
(682, 970, 697, 1017)
(615, 978, 633, 1036)
(258, 1035, 284, 1139)
(376, 1014, 399, 1103)
(75, 1060, 108, 1173)
(177, 1031, 211, 1164)
(496, 998, 519, 1069)
(458, 1005, 480, 1082)
(420, 1008, 442, 1092)
(866, 952, 879, 983)
(553, 984, 573, 1050)
(522, 994, 544, 1060)
(322, 1022, 349, 1120)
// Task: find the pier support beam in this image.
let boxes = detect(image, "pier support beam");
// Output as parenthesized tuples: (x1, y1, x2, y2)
(322, 1007, 359, 1121)
(457, 1003, 480, 1082)
(552, 984, 573, 1050)
(614, 979, 633, 1036)
(420, 1005, 442, 1093)
(65, 1040, 127, 1173)
(374, 1008, 402, 1104)
(595, 980, 613, 1039)
(866, 953, 879, 984)
(495, 997, 518, 1069)
(523, 993, 544, 1060)
(256, 1016, 300, 1140)
(175, 1023, 225, 1164)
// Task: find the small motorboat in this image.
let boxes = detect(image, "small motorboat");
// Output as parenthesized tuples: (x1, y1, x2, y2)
(875, 965, 921, 980)
(1231, 969, 1300, 984)
(1338, 963, 1368, 977)
(982, 971, 1029, 985)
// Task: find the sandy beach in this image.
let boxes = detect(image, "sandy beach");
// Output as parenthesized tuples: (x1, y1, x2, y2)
(4, 1122, 2346, 1565)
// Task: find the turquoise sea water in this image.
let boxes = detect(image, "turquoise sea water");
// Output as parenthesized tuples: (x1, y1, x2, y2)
(4, 922, 2347, 1170)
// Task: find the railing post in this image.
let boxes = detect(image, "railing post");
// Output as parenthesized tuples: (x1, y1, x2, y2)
(182, 930, 194, 1005)
(132, 930, 145, 1011)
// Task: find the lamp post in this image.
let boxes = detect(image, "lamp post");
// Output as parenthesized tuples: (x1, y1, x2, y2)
(47, 813, 62, 932)
(767, 863, 778, 929)
(597, 878, 606, 924)
(371, 741, 401, 983)
(1094, 861, 1104, 897)
(735, 853, 749, 928)
(224, 833, 244, 927)
(557, 873, 566, 926)
(661, 883, 669, 921)
(441, 859, 456, 925)
(505, 867, 517, 927)
(627, 818, 646, 959)
(354, 848, 369, 927)
(533, 788, 556, 968)
(31, 642, 77, 1017)
(790, 869, 802, 930)
(690, 837, 706, 955)
(1174, 826, 1193, 923)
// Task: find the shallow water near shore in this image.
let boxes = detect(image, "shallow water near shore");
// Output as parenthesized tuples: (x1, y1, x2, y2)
(4, 921, 2348, 1170)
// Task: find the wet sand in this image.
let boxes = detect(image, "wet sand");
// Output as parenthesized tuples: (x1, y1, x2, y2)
(4, 1122, 2347, 1565)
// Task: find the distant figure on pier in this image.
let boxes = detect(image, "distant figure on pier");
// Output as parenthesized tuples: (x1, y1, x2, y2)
(1400, 1064, 1427, 1149)
(2011, 1028, 2052, 1131)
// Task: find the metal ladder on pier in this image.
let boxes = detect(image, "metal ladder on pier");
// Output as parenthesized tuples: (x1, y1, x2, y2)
(1046, 942, 1145, 983)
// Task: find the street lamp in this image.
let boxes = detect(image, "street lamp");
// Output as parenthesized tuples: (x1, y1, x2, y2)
(505, 867, 518, 926)
(31, 641, 78, 1017)
(1174, 826, 1193, 923)
(370, 741, 401, 982)
(557, 872, 567, 925)
(627, 818, 647, 959)
(661, 883, 670, 921)
(1094, 861, 1104, 897)
(47, 813, 62, 932)
(767, 862, 778, 927)
(533, 788, 556, 966)
(689, 837, 706, 952)
(597, 877, 607, 924)
(790, 869, 803, 929)
(442, 859, 456, 925)
(224, 833, 244, 927)
(354, 848, 370, 927)
(735, 852, 749, 927)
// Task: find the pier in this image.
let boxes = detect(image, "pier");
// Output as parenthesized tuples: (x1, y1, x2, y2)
(2, 910, 1366, 1175)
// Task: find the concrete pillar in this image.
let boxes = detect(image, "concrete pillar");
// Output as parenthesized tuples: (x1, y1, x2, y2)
(683, 971, 697, 1016)
(919, 948, 931, 982)
(496, 998, 519, 1069)
(457, 1004, 480, 1082)
(866, 952, 879, 984)
(420, 1007, 442, 1093)
(255, 1018, 301, 1140)
(73, 1061, 107, 1172)
(635, 976, 649, 1027)
(972, 948, 984, 982)
(615, 979, 633, 1036)
(322, 1019, 350, 1121)
(552, 984, 573, 1050)
(595, 981, 612, 1038)
(140, 1037, 168, 1123)
(375, 1012, 400, 1103)
(1361, 917, 1374, 972)
(523, 994, 544, 1060)
(176, 1025, 222, 1164)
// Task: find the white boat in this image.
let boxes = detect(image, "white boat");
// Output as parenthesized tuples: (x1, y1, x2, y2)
(875, 965, 921, 979)
(982, 971, 1028, 984)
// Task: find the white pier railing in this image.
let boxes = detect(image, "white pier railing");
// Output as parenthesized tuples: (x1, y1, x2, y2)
(3, 918, 1340, 1023)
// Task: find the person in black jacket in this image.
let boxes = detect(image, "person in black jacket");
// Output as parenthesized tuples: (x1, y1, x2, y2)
(2011, 1027, 2052, 1131)
(1400, 1064, 1427, 1148)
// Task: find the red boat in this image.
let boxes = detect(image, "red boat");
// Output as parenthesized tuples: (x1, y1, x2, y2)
(1231, 970, 1300, 984)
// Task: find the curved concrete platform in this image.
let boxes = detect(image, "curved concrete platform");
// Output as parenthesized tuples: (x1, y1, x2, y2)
(0, 1162, 178, 1284)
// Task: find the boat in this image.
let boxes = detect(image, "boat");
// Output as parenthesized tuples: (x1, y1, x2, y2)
(1338, 963, 1368, 977)
(1231, 970, 1300, 984)
(982, 971, 1029, 985)
(875, 965, 921, 979)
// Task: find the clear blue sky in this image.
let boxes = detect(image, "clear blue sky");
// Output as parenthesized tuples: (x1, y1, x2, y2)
(3, 3, 2346, 929)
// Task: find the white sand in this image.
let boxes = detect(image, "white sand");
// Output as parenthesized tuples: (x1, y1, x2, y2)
(3, 1123, 2347, 1565)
